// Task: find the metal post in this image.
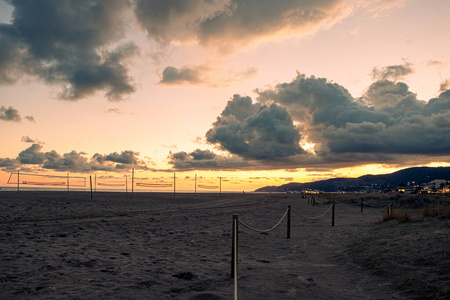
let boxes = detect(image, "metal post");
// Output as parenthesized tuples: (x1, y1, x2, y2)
(287, 205, 291, 239)
(332, 199, 335, 227)
(231, 214, 239, 278)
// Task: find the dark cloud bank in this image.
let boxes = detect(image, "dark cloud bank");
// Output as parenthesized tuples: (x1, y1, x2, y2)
(170, 73, 450, 171)
(0, 144, 150, 173)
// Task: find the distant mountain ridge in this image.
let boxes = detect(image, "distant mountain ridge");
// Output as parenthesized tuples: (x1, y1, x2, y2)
(254, 167, 450, 193)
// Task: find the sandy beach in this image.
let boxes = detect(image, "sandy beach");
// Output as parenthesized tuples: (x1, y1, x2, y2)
(0, 191, 448, 299)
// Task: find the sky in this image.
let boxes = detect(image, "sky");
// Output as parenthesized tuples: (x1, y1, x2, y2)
(1, 0, 449, 192)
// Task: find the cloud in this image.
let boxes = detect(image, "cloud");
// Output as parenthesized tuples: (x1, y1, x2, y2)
(255, 72, 450, 167)
(24, 115, 35, 122)
(365, 0, 406, 16)
(19, 143, 46, 164)
(134, 0, 231, 45)
(159, 65, 208, 85)
(0, 144, 151, 173)
(168, 149, 249, 171)
(440, 79, 450, 93)
(0, 0, 137, 101)
(104, 108, 122, 114)
(371, 61, 414, 81)
(134, 0, 352, 54)
(206, 94, 305, 160)
(0, 105, 21, 121)
(159, 65, 257, 87)
(21, 136, 36, 143)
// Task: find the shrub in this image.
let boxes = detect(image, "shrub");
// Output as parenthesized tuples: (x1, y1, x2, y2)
(423, 205, 445, 218)
(394, 210, 411, 223)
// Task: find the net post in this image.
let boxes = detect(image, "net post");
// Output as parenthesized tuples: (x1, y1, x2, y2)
(90, 176, 93, 200)
(173, 172, 176, 198)
(132, 168, 134, 199)
(332, 199, 335, 227)
(287, 205, 291, 239)
(231, 214, 239, 278)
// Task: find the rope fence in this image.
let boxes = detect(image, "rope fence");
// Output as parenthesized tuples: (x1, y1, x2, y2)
(238, 208, 289, 233)
(291, 204, 333, 220)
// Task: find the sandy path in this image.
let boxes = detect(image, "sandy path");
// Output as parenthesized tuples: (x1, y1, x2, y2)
(0, 192, 400, 299)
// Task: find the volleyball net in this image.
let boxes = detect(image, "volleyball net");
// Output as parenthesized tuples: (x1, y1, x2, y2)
(7, 172, 86, 187)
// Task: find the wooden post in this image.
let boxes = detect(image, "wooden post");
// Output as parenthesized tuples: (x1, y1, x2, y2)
(231, 214, 239, 278)
(287, 205, 291, 239)
(332, 199, 335, 227)
(125, 175, 128, 194)
(132, 168, 134, 199)
(90, 176, 93, 200)
(17, 170, 20, 194)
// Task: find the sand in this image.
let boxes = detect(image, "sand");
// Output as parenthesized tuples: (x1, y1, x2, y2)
(0, 191, 448, 299)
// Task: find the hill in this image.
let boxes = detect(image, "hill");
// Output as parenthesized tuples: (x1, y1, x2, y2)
(254, 167, 450, 193)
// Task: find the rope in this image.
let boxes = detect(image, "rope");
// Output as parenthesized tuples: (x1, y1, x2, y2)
(22, 181, 66, 186)
(97, 183, 125, 187)
(292, 204, 333, 220)
(362, 201, 391, 208)
(198, 184, 219, 189)
(136, 182, 173, 187)
(334, 200, 357, 213)
(238, 208, 289, 233)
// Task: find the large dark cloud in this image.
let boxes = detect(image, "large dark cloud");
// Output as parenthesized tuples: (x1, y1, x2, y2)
(256, 73, 450, 165)
(134, 0, 350, 53)
(0, 0, 137, 101)
(0, 144, 151, 172)
(206, 94, 305, 159)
